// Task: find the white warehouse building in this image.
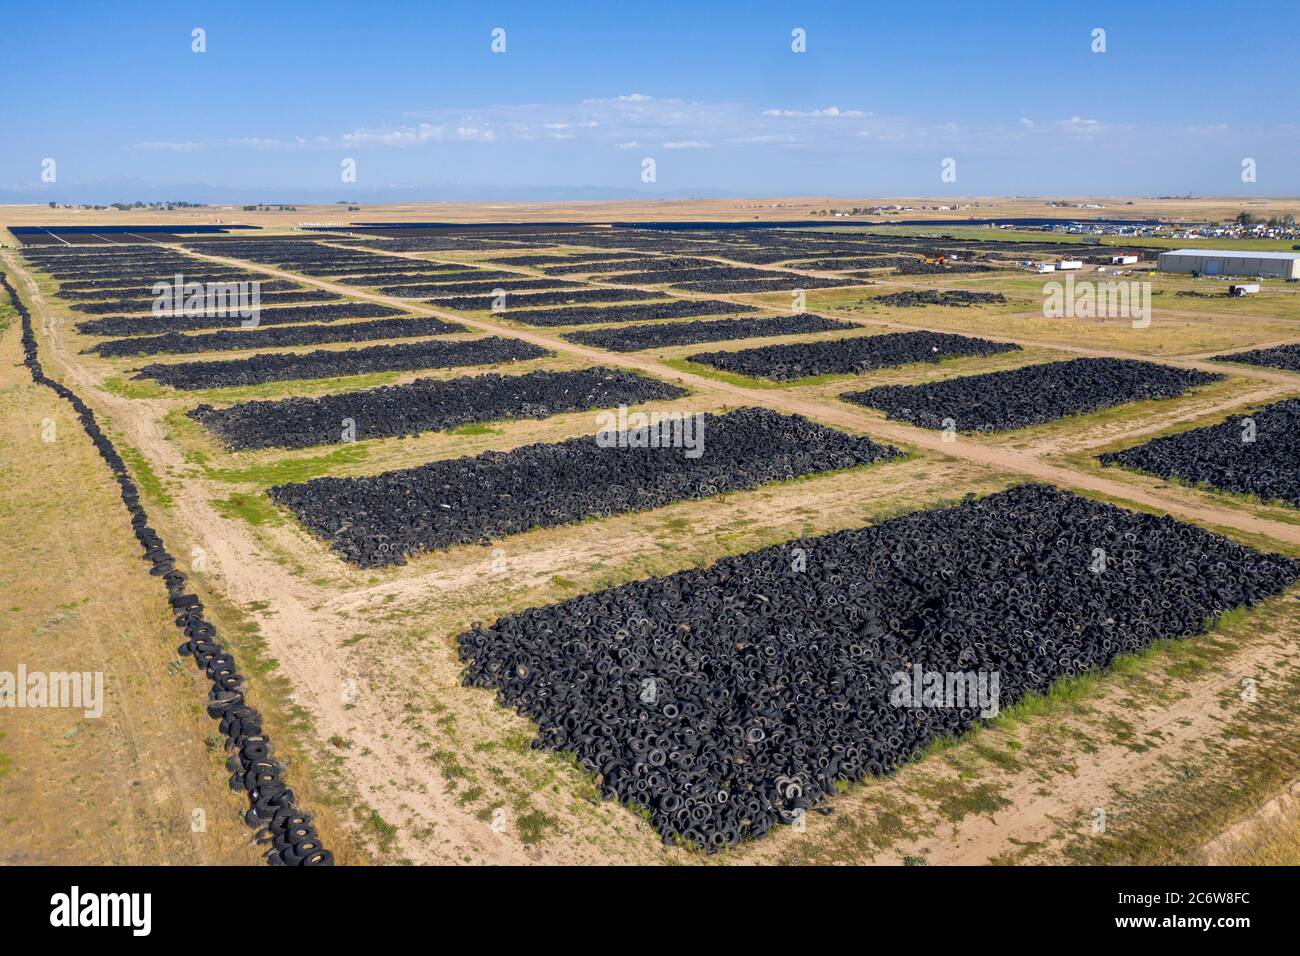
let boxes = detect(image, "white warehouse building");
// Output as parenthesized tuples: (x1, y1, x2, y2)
(1157, 248, 1300, 279)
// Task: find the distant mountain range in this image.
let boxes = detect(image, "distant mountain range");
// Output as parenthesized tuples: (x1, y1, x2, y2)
(0, 180, 743, 206)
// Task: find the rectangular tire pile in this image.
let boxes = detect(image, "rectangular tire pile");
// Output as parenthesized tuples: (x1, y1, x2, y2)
(845, 357, 1223, 432)
(494, 299, 759, 327)
(689, 331, 1020, 381)
(68, 290, 342, 312)
(75, 302, 407, 337)
(134, 336, 550, 390)
(268, 407, 898, 566)
(1211, 343, 1300, 373)
(457, 483, 1300, 850)
(190, 367, 689, 451)
(423, 287, 669, 310)
(671, 275, 862, 293)
(895, 260, 997, 275)
(378, 278, 586, 298)
(563, 314, 853, 352)
(871, 290, 1008, 308)
(88, 315, 466, 358)
(540, 257, 715, 276)
(1099, 398, 1300, 508)
(2, 271, 331, 866)
(332, 269, 485, 285)
(498, 253, 644, 267)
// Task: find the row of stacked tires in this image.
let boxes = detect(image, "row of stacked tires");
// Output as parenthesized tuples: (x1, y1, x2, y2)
(268, 408, 899, 567)
(1100, 398, 1300, 508)
(379, 278, 584, 298)
(689, 331, 1020, 381)
(845, 357, 1223, 432)
(539, 256, 715, 275)
(458, 484, 1300, 848)
(564, 314, 852, 352)
(2, 271, 331, 866)
(672, 275, 862, 293)
(77, 302, 406, 336)
(69, 290, 339, 312)
(426, 287, 668, 310)
(602, 265, 828, 286)
(60, 276, 303, 296)
(190, 367, 690, 451)
(497, 252, 643, 267)
(333, 268, 491, 285)
(491, 298, 758, 327)
(894, 260, 997, 275)
(871, 290, 1008, 308)
(1213, 343, 1300, 373)
(88, 315, 465, 358)
(134, 336, 550, 390)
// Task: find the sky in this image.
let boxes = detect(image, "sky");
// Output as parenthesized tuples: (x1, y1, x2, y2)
(1, 0, 1297, 202)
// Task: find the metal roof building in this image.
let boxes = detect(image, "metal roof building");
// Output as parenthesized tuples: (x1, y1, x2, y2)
(1157, 248, 1300, 279)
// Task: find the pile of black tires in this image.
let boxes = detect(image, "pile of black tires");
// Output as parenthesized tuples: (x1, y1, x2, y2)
(191, 367, 689, 451)
(134, 337, 549, 390)
(269, 407, 898, 566)
(845, 357, 1222, 432)
(379, 278, 583, 298)
(1212, 343, 1300, 373)
(2, 271, 331, 866)
(871, 290, 1008, 308)
(1099, 398, 1300, 508)
(894, 260, 997, 275)
(88, 316, 464, 358)
(77, 302, 405, 337)
(499, 299, 758, 327)
(690, 331, 1019, 381)
(673, 275, 861, 293)
(458, 483, 1299, 849)
(496, 252, 643, 267)
(564, 314, 851, 352)
(541, 257, 712, 276)
(425, 287, 668, 310)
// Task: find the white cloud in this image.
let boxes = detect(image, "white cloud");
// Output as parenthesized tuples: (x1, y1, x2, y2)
(131, 141, 204, 152)
(661, 140, 711, 149)
(762, 106, 865, 118)
(1057, 116, 1105, 136)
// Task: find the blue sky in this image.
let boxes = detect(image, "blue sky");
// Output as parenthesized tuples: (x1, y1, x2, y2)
(2, 0, 1297, 201)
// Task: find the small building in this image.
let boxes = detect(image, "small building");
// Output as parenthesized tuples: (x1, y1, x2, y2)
(1158, 249, 1300, 279)
(1228, 283, 1260, 296)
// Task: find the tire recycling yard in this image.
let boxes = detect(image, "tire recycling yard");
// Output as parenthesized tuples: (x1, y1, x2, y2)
(5, 217, 1300, 867)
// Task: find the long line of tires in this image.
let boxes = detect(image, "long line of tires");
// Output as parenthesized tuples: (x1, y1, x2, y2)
(689, 330, 1019, 381)
(2, 270, 332, 866)
(845, 357, 1223, 432)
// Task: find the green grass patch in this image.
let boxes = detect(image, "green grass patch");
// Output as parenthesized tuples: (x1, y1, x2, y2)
(212, 492, 282, 527)
(449, 423, 499, 436)
(204, 443, 370, 487)
(118, 442, 172, 505)
(100, 376, 168, 400)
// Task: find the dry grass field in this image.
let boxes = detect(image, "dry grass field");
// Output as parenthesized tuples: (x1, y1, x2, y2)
(4, 201, 1300, 866)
